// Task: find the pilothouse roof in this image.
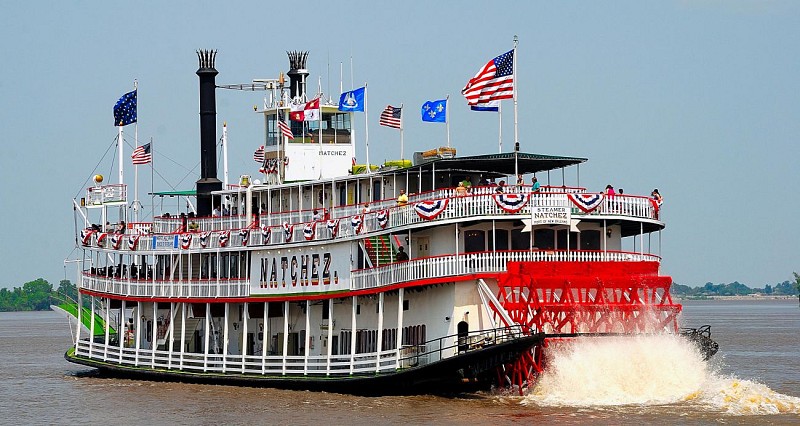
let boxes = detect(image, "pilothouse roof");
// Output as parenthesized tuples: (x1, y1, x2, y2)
(405, 152, 587, 176)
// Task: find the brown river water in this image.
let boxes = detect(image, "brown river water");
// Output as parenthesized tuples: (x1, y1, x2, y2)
(1, 298, 799, 425)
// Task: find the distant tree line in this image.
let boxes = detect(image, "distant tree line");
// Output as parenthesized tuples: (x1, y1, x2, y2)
(0, 278, 80, 312)
(672, 273, 800, 298)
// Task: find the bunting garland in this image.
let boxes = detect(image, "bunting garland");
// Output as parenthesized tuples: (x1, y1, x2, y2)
(127, 234, 140, 250)
(568, 193, 605, 213)
(199, 231, 210, 248)
(219, 230, 230, 247)
(327, 219, 340, 238)
(351, 215, 363, 234)
(239, 229, 250, 246)
(81, 229, 95, 246)
(303, 222, 316, 241)
(492, 193, 529, 213)
(414, 199, 449, 220)
(261, 225, 271, 244)
(110, 234, 123, 250)
(377, 210, 389, 229)
(283, 222, 294, 242)
(180, 233, 192, 249)
(96, 232, 108, 248)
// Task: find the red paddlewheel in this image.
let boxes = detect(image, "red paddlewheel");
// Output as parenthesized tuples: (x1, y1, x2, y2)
(497, 343, 546, 395)
(492, 261, 681, 392)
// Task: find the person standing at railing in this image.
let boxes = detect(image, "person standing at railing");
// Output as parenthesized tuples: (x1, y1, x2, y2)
(531, 176, 541, 193)
(651, 189, 663, 219)
(495, 180, 506, 193)
(516, 174, 524, 186)
(395, 246, 409, 262)
(397, 189, 408, 206)
(455, 182, 468, 197)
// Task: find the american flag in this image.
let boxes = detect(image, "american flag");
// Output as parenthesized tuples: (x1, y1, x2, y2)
(253, 146, 265, 163)
(461, 50, 514, 106)
(131, 143, 152, 165)
(379, 105, 402, 129)
(278, 120, 294, 140)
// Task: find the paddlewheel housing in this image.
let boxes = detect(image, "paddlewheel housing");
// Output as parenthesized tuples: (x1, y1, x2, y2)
(490, 261, 681, 393)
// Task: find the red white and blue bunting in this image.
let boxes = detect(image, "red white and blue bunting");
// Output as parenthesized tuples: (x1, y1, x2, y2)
(180, 233, 192, 249)
(81, 229, 95, 246)
(303, 222, 316, 241)
(110, 234, 123, 250)
(327, 219, 340, 238)
(414, 199, 449, 220)
(239, 229, 250, 246)
(260, 225, 271, 244)
(219, 230, 230, 247)
(568, 193, 605, 213)
(377, 210, 389, 229)
(96, 232, 108, 248)
(492, 193, 529, 213)
(283, 222, 294, 242)
(199, 232, 210, 248)
(127, 235, 140, 250)
(351, 215, 363, 234)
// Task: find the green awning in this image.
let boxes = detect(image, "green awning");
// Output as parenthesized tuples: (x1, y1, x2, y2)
(149, 190, 197, 197)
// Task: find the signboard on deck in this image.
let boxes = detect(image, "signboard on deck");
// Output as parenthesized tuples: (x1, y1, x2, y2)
(250, 244, 352, 296)
(153, 235, 179, 249)
(531, 206, 571, 226)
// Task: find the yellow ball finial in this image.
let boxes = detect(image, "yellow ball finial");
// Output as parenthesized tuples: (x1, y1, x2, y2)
(94, 174, 104, 184)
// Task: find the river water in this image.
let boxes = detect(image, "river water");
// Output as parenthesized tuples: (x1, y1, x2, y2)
(1, 299, 799, 425)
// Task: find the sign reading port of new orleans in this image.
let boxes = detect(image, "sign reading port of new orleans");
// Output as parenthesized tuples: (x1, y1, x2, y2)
(531, 206, 571, 226)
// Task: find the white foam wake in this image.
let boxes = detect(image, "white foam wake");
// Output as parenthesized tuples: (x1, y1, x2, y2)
(521, 334, 800, 415)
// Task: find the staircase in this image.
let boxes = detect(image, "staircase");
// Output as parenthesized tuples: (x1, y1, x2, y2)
(364, 235, 396, 267)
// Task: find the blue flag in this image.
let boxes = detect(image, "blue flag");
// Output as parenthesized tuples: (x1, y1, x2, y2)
(470, 100, 499, 112)
(114, 90, 137, 126)
(338, 87, 365, 112)
(421, 99, 447, 122)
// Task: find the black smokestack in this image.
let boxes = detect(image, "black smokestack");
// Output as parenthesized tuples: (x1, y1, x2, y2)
(286, 51, 309, 99)
(195, 49, 222, 216)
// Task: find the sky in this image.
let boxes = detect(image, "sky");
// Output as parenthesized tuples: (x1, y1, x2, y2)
(1, 1, 798, 289)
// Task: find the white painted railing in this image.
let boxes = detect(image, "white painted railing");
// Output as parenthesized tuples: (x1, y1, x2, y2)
(86, 184, 127, 205)
(350, 250, 661, 291)
(80, 274, 250, 298)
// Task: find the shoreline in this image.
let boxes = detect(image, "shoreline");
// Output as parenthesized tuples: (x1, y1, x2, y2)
(675, 295, 798, 301)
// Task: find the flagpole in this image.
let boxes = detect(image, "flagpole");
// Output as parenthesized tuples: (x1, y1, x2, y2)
(445, 95, 450, 148)
(118, 126, 124, 185)
(513, 35, 519, 180)
(399, 103, 404, 160)
(150, 137, 155, 222)
(133, 80, 138, 223)
(498, 102, 503, 153)
(223, 122, 229, 187)
(364, 83, 370, 174)
(134, 164, 139, 223)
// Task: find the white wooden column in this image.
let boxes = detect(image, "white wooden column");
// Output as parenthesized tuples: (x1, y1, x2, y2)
(135, 301, 141, 366)
(242, 302, 249, 373)
(151, 301, 157, 368)
(396, 288, 404, 369)
(223, 303, 230, 373)
(262, 302, 268, 374)
(180, 302, 186, 370)
(350, 296, 357, 374)
(167, 302, 175, 368)
(326, 298, 333, 375)
(75, 291, 82, 350)
(375, 292, 384, 373)
(203, 302, 210, 372)
(304, 301, 310, 375)
(89, 295, 95, 357)
(118, 300, 125, 363)
(282, 301, 289, 375)
(103, 297, 110, 361)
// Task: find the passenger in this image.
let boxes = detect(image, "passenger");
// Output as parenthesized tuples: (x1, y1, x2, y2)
(455, 182, 468, 197)
(495, 180, 506, 193)
(397, 189, 408, 206)
(531, 176, 541, 192)
(362, 203, 371, 214)
(212, 206, 221, 217)
(479, 175, 489, 186)
(222, 205, 230, 216)
(395, 246, 409, 262)
(605, 185, 615, 197)
(460, 176, 472, 189)
(516, 174, 524, 186)
(312, 210, 322, 221)
(651, 189, 663, 205)
(116, 221, 126, 234)
(179, 213, 188, 233)
(188, 219, 199, 232)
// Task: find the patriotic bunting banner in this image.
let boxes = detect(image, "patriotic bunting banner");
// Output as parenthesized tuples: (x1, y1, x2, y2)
(327, 219, 340, 238)
(96, 232, 108, 247)
(199, 232, 210, 248)
(568, 193, 605, 213)
(181, 233, 192, 249)
(283, 222, 294, 242)
(81, 229, 95, 246)
(377, 210, 389, 229)
(492, 193, 529, 213)
(414, 199, 449, 220)
(261, 225, 271, 244)
(127, 235, 140, 250)
(351, 215, 363, 234)
(110, 234, 123, 250)
(303, 222, 316, 241)
(219, 230, 230, 247)
(239, 229, 250, 246)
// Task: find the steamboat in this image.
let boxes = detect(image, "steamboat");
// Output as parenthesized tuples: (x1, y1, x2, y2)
(60, 49, 714, 395)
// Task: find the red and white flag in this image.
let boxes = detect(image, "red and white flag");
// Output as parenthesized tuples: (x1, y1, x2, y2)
(253, 146, 265, 163)
(379, 105, 402, 129)
(131, 143, 152, 165)
(290, 98, 320, 122)
(278, 120, 294, 139)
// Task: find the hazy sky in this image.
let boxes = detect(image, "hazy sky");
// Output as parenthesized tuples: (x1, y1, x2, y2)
(1, 1, 798, 289)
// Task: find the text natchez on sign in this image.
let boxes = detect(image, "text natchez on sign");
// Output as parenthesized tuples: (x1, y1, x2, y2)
(531, 206, 571, 226)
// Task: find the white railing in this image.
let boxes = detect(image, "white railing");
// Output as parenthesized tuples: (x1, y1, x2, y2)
(90, 191, 659, 253)
(80, 274, 250, 298)
(351, 250, 661, 291)
(86, 184, 127, 205)
(74, 340, 399, 376)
